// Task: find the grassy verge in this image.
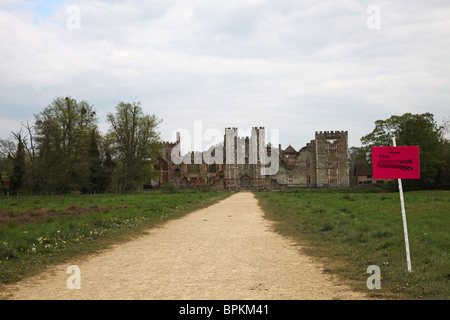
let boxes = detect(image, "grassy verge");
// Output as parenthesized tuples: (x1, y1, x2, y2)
(0, 191, 231, 287)
(254, 188, 449, 300)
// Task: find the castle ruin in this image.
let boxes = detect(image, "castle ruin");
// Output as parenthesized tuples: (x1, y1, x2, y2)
(158, 128, 350, 190)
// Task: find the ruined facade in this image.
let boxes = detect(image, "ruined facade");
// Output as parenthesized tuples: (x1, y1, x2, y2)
(158, 128, 350, 190)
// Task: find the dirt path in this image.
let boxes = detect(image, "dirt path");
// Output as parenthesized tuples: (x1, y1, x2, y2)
(1, 192, 367, 300)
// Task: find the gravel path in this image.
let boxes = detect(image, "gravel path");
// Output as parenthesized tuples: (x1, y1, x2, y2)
(2, 192, 367, 300)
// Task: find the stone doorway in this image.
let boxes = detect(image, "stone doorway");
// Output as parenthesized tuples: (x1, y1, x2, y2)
(240, 175, 252, 186)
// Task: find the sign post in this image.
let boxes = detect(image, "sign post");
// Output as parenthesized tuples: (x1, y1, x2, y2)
(372, 140, 420, 273)
(392, 137, 412, 273)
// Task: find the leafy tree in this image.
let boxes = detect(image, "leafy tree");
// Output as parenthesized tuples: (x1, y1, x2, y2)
(85, 129, 117, 194)
(360, 113, 446, 190)
(9, 135, 26, 193)
(107, 102, 162, 192)
(101, 147, 116, 193)
(87, 129, 103, 193)
(0, 138, 14, 194)
(34, 96, 97, 193)
(347, 146, 367, 185)
(436, 138, 450, 189)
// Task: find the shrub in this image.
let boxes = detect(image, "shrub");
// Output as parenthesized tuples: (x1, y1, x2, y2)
(160, 183, 178, 194)
(196, 185, 211, 193)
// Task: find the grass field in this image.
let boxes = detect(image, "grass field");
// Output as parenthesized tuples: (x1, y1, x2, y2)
(0, 191, 231, 286)
(1, 188, 448, 300)
(254, 188, 450, 300)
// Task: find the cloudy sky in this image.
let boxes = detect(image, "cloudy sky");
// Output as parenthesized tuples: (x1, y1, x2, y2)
(0, 0, 449, 150)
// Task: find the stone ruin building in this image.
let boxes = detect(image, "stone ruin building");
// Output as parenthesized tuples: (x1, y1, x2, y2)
(157, 127, 350, 190)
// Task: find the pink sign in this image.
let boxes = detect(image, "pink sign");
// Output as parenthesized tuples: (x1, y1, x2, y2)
(372, 146, 420, 179)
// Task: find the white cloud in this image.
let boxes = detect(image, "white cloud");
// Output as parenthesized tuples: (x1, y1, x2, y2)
(0, 0, 449, 149)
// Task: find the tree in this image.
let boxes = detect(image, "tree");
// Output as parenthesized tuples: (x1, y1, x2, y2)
(347, 146, 366, 185)
(7, 123, 40, 193)
(0, 138, 16, 159)
(101, 147, 116, 193)
(87, 129, 103, 194)
(0, 138, 16, 194)
(9, 135, 26, 193)
(107, 102, 162, 192)
(360, 113, 446, 190)
(34, 96, 98, 192)
(436, 140, 450, 189)
(85, 128, 116, 194)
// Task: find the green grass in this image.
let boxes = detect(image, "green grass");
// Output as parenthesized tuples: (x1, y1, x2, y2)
(0, 191, 231, 287)
(254, 189, 450, 300)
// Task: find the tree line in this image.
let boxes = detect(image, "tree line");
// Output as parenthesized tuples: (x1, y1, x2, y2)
(348, 112, 450, 190)
(0, 97, 162, 195)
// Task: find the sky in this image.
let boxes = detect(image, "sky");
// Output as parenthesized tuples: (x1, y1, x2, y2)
(0, 0, 449, 151)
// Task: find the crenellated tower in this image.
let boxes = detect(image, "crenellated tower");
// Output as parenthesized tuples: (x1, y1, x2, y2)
(223, 127, 267, 189)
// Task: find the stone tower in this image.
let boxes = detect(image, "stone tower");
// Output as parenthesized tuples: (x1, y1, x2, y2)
(315, 131, 350, 187)
(223, 127, 266, 189)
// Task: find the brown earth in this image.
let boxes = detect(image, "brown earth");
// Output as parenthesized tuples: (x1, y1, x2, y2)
(1, 192, 368, 300)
